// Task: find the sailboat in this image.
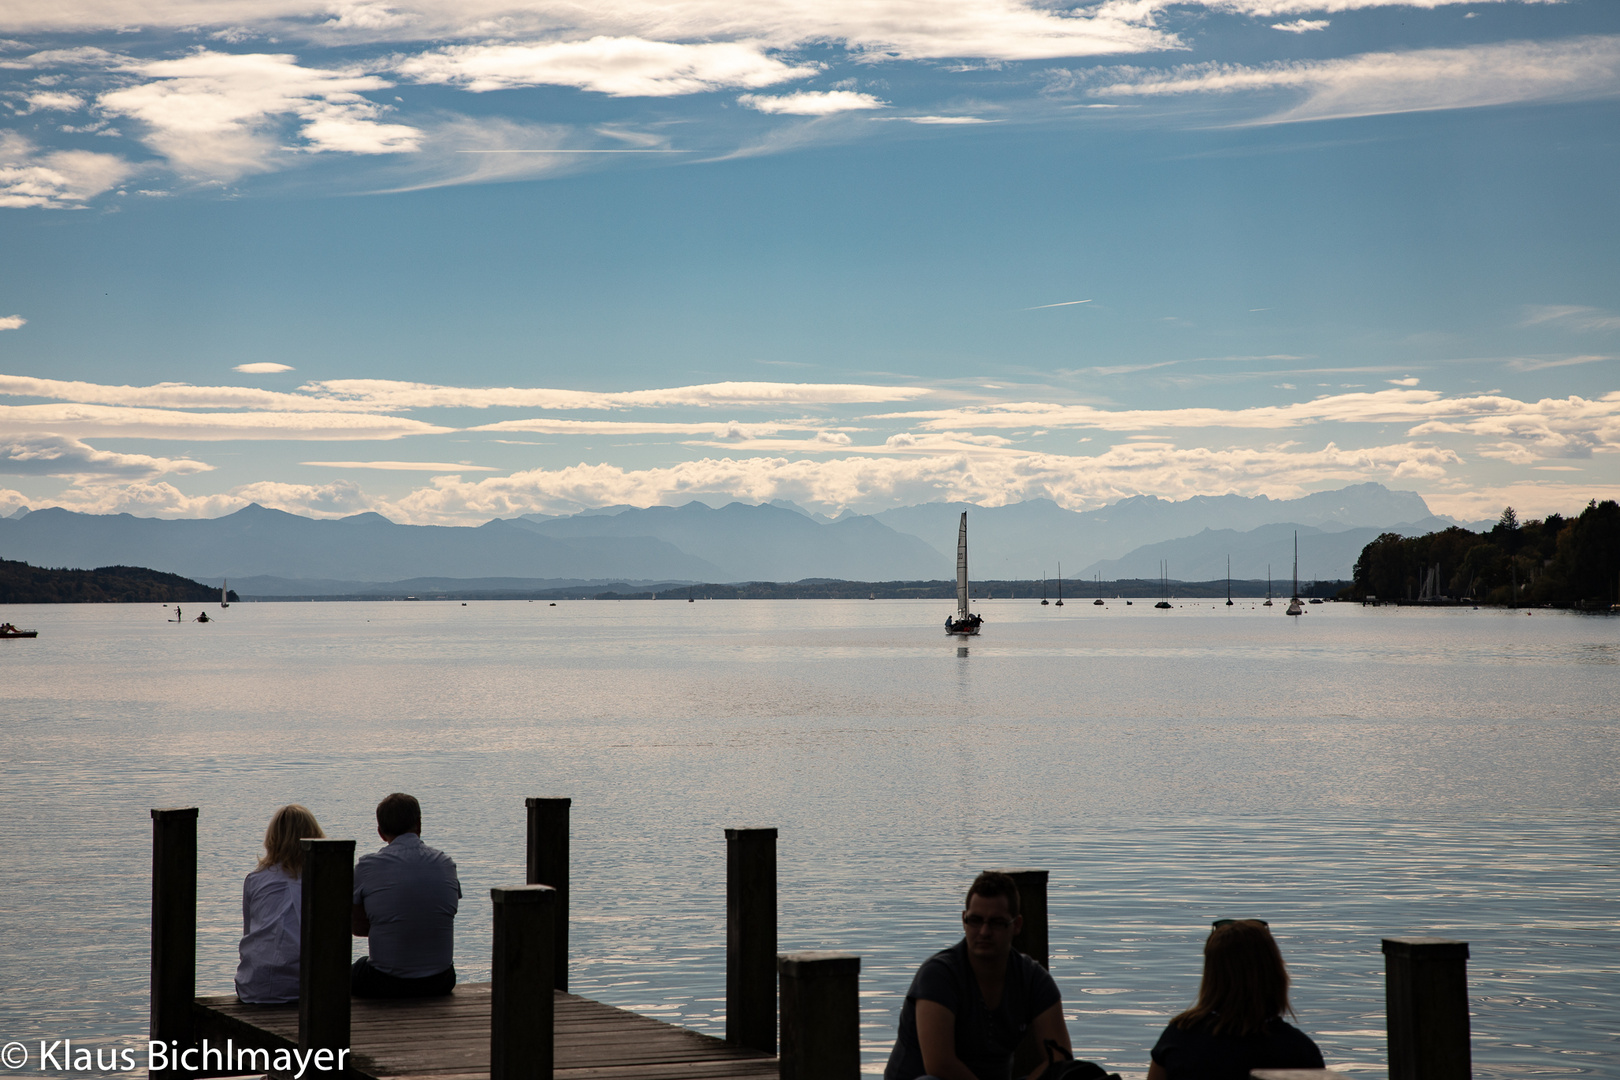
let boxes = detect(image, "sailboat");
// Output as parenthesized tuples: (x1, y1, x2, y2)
(1264, 565, 1273, 607)
(1040, 576, 1049, 605)
(1055, 563, 1064, 607)
(1226, 557, 1233, 607)
(1286, 533, 1305, 616)
(1094, 574, 1104, 605)
(1154, 560, 1172, 609)
(221, 579, 230, 609)
(945, 512, 983, 635)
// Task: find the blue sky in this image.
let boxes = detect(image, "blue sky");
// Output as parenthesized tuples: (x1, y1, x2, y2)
(1, 0, 1617, 524)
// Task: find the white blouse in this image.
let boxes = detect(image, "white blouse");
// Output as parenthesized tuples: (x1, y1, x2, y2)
(235, 865, 302, 1004)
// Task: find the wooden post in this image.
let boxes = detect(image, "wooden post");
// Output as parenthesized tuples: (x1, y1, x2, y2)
(525, 797, 570, 991)
(726, 827, 777, 1054)
(778, 952, 859, 1080)
(300, 839, 355, 1073)
(1382, 938, 1471, 1080)
(491, 885, 556, 1080)
(995, 869, 1049, 1077)
(150, 807, 198, 1080)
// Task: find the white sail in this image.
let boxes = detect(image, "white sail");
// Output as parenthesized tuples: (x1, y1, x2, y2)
(956, 511, 970, 622)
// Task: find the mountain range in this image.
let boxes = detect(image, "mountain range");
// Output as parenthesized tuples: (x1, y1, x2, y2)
(0, 483, 1467, 591)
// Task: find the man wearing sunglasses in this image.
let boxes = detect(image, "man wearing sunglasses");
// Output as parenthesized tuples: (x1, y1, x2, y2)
(885, 871, 1072, 1080)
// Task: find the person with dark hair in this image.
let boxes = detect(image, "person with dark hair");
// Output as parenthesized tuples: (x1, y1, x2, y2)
(885, 871, 1071, 1080)
(350, 792, 462, 998)
(1146, 920, 1325, 1080)
(236, 805, 325, 1004)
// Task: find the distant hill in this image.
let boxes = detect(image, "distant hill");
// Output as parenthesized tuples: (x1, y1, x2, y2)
(1077, 517, 1457, 582)
(0, 559, 234, 603)
(0, 504, 723, 582)
(511, 501, 949, 582)
(869, 483, 1440, 575)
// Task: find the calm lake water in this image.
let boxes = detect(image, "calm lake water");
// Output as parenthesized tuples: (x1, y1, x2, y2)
(1, 599, 1616, 1078)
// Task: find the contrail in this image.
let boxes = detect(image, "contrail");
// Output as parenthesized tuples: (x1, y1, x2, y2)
(1025, 299, 1093, 310)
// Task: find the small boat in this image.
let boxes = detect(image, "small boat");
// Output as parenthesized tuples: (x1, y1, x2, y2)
(221, 579, 230, 609)
(0, 622, 38, 638)
(1286, 533, 1305, 616)
(195, 610, 212, 623)
(945, 511, 983, 635)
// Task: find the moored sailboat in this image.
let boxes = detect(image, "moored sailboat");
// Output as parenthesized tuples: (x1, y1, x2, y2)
(945, 512, 983, 635)
(1286, 532, 1305, 616)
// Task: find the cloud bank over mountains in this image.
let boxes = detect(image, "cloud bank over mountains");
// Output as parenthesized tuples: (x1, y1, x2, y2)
(1, 368, 1616, 525)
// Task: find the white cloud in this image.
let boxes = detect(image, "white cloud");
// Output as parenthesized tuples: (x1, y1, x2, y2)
(1086, 36, 1620, 123)
(396, 37, 817, 96)
(382, 438, 1468, 521)
(879, 389, 1620, 450)
(99, 50, 421, 178)
(234, 362, 295, 373)
(901, 114, 994, 124)
(1, 2, 1177, 61)
(0, 404, 452, 439)
(739, 90, 886, 115)
(308, 378, 931, 409)
(301, 459, 500, 470)
(19, 89, 84, 112)
(469, 418, 822, 436)
(0, 315, 25, 330)
(0, 132, 133, 208)
(0, 373, 392, 411)
(1271, 19, 1329, 32)
(46, 478, 382, 518)
(0, 432, 213, 478)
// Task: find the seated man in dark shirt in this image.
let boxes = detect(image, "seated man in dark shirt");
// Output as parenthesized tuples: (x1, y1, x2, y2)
(350, 792, 462, 998)
(886, 872, 1071, 1080)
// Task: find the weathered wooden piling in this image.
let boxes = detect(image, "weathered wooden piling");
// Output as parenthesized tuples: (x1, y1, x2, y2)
(490, 885, 557, 1080)
(1382, 938, 1471, 1080)
(997, 868, 1049, 1078)
(300, 839, 355, 1071)
(777, 952, 859, 1080)
(726, 827, 778, 1054)
(150, 807, 198, 1080)
(524, 797, 570, 991)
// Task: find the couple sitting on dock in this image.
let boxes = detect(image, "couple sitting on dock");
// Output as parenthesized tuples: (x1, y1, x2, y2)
(886, 872, 1324, 1080)
(234, 792, 462, 1005)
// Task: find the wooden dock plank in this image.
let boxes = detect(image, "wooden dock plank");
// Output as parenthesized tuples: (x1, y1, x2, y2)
(194, 984, 773, 1080)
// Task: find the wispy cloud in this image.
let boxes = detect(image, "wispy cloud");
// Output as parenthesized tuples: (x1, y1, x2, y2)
(0, 132, 133, 208)
(1271, 19, 1329, 33)
(1520, 304, 1620, 333)
(0, 315, 25, 330)
(99, 50, 421, 179)
(307, 378, 932, 409)
(0, 404, 452, 440)
(0, 433, 213, 478)
(1025, 299, 1092, 310)
(739, 90, 886, 115)
(1085, 36, 1620, 123)
(234, 362, 295, 373)
(396, 37, 816, 96)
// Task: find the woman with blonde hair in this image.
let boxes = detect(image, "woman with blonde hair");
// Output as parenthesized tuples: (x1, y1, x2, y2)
(235, 805, 325, 1004)
(1146, 920, 1324, 1080)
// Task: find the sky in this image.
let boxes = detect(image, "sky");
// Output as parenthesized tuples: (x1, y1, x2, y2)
(1, 0, 1617, 526)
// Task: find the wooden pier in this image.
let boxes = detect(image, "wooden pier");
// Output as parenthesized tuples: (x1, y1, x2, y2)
(150, 803, 1474, 1080)
(192, 984, 777, 1080)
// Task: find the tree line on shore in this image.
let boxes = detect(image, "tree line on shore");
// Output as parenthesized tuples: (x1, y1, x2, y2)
(1351, 500, 1620, 605)
(0, 560, 235, 604)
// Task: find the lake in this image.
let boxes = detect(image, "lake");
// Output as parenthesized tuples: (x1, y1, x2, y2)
(0, 598, 1615, 1077)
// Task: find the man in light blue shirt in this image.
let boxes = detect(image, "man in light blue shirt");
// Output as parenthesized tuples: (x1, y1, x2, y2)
(351, 792, 462, 998)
